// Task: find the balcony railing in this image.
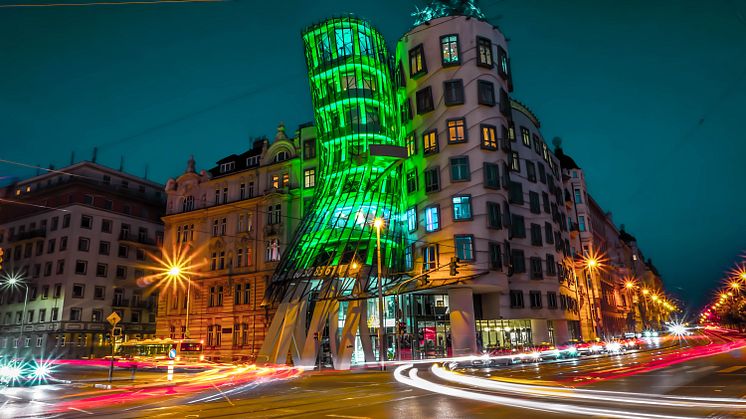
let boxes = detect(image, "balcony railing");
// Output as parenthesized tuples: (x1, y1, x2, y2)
(112, 298, 129, 307)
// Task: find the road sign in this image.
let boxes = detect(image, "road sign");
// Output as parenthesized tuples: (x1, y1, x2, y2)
(106, 312, 121, 326)
(168, 348, 177, 359)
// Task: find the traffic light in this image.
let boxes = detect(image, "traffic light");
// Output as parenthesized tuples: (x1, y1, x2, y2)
(449, 256, 460, 276)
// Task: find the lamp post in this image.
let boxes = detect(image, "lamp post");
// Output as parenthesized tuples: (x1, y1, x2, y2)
(585, 258, 602, 339)
(166, 265, 192, 339)
(373, 217, 385, 371)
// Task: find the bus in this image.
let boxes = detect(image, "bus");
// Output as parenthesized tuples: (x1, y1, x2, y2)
(115, 338, 204, 362)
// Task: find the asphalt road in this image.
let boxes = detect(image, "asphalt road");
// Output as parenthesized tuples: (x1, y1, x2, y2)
(2, 331, 745, 418)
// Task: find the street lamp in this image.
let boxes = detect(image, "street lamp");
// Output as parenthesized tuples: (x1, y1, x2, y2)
(148, 244, 200, 340)
(2, 272, 29, 355)
(373, 217, 386, 371)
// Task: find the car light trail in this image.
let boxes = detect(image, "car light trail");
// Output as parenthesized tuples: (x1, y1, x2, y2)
(393, 364, 693, 419)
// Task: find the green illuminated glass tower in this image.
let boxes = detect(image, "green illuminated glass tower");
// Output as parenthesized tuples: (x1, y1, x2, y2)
(266, 16, 406, 303)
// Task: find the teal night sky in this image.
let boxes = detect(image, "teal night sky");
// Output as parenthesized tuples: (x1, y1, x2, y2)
(1, 0, 745, 310)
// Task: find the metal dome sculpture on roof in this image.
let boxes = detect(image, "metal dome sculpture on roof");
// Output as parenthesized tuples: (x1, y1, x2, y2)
(412, 0, 485, 26)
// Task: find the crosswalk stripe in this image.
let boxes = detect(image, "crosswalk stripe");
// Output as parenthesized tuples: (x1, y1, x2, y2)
(716, 366, 746, 373)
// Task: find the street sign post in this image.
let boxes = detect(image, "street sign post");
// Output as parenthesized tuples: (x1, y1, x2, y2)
(107, 312, 121, 382)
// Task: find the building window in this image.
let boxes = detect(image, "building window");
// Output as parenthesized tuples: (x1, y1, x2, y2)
(116, 265, 126, 279)
(529, 192, 540, 214)
(447, 118, 466, 143)
(511, 249, 526, 273)
(499, 88, 510, 115)
(62, 214, 71, 228)
(454, 235, 474, 261)
(405, 245, 413, 271)
(423, 130, 438, 155)
(443, 79, 464, 105)
(574, 188, 583, 203)
(424, 168, 440, 193)
(266, 239, 281, 262)
(440, 34, 459, 65)
(70, 308, 82, 321)
(98, 241, 110, 256)
(526, 161, 536, 182)
(101, 219, 112, 233)
(529, 291, 542, 308)
(406, 207, 417, 232)
(546, 254, 557, 276)
(409, 44, 426, 77)
(545, 222, 554, 244)
(450, 156, 470, 181)
(480, 124, 497, 150)
(510, 215, 525, 240)
(268, 204, 281, 225)
(510, 152, 520, 172)
(56, 259, 64, 274)
(422, 245, 438, 271)
(530, 257, 543, 279)
(219, 161, 235, 173)
(74, 260, 87, 275)
(424, 205, 440, 232)
(405, 131, 417, 156)
(304, 168, 316, 188)
(547, 292, 558, 309)
(406, 170, 419, 193)
(488, 242, 502, 270)
(487, 201, 501, 229)
(484, 162, 500, 189)
(47, 238, 55, 253)
(78, 237, 90, 252)
(510, 290, 524, 308)
(94, 286, 105, 300)
(81, 215, 93, 229)
(531, 224, 543, 246)
(39, 309, 46, 322)
(521, 127, 531, 146)
(335, 28, 353, 57)
(477, 37, 493, 67)
(72, 283, 85, 298)
(118, 245, 129, 258)
(303, 139, 316, 159)
(452, 196, 472, 221)
(477, 80, 495, 106)
(416, 86, 434, 114)
(578, 215, 587, 232)
(508, 182, 523, 204)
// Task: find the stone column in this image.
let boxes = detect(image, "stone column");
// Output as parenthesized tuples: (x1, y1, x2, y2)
(553, 319, 570, 344)
(530, 319, 550, 345)
(448, 288, 477, 356)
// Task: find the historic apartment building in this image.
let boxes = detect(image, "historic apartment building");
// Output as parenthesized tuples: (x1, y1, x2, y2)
(156, 123, 317, 362)
(0, 161, 164, 358)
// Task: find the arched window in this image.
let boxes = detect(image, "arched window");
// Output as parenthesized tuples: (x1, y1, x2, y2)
(182, 196, 194, 212)
(274, 151, 289, 163)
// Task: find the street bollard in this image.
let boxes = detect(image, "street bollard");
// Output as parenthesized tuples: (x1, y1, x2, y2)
(167, 360, 174, 381)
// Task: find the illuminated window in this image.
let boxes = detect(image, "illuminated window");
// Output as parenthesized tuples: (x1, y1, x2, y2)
(304, 168, 316, 188)
(509, 152, 520, 172)
(481, 124, 497, 149)
(423, 130, 438, 155)
(358, 31, 373, 56)
(452, 196, 472, 220)
(409, 44, 426, 77)
(454, 235, 474, 261)
(423, 245, 438, 271)
(317, 32, 332, 62)
(450, 157, 470, 181)
(477, 37, 493, 67)
(497, 45, 509, 78)
(406, 207, 417, 232)
(521, 127, 531, 146)
(406, 132, 417, 156)
(443, 79, 464, 106)
(578, 215, 587, 232)
(265, 239, 281, 262)
(219, 162, 235, 173)
(440, 34, 459, 65)
(335, 28, 353, 57)
(271, 174, 280, 189)
(508, 122, 516, 141)
(425, 205, 440, 232)
(405, 245, 413, 271)
(447, 118, 466, 143)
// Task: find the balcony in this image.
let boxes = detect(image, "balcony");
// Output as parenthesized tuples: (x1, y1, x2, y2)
(10, 228, 46, 243)
(112, 298, 129, 307)
(119, 232, 157, 247)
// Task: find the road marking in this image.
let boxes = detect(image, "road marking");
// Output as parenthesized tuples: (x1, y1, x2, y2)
(68, 407, 94, 415)
(716, 366, 746, 373)
(689, 366, 718, 374)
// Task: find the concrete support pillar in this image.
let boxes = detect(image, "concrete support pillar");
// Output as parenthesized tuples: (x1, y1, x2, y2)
(530, 319, 550, 346)
(553, 319, 570, 344)
(448, 288, 477, 356)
